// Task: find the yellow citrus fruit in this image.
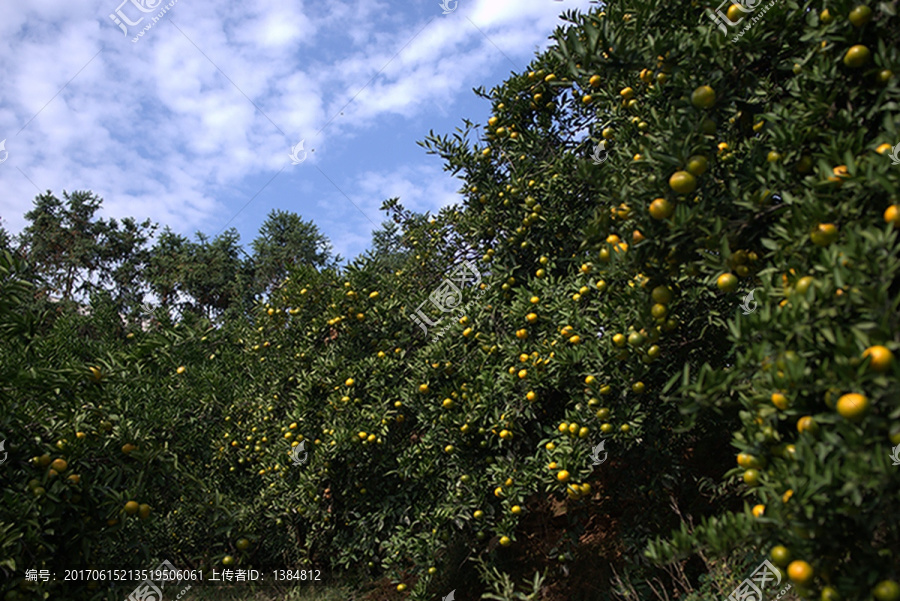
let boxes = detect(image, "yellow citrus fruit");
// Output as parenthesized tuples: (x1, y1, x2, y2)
(122, 443, 136, 454)
(743, 469, 760, 486)
(138, 504, 151, 519)
(511, 505, 522, 515)
(649, 198, 674, 220)
(794, 276, 814, 295)
(396, 583, 407, 592)
(124, 501, 140, 515)
(691, 85, 716, 109)
(669, 171, 697, 194)
(50, 458, 68, 472)
(848, 5, 872, 27)
(589, 74, 601, 87)
(810, 223, 838, 246)
(863, 345, 894, 372)
(345, 378, 354, 387)
(717, 273, 738, 292)
(885, 205, 900, 227)
(836, 393, 869, 420)
(752, 504, 765, 517)
(843, 44, 871, 68)
(874, 580, 900, 601)
(176, 366, 186, 374)
(526, 312, 538, 323)
(770, 545, 792, 567)
(787, 560, 814, 585)
(726, 4, 743, 21)
(499, 536, 511, 546)
(686, 155, 709, 176)
(557, 470, 570, 482)
(797, 416, 818, 434)
(771, 392, 789, 410)
(652, 286, 673, 304)
(820, 8, 833, 23)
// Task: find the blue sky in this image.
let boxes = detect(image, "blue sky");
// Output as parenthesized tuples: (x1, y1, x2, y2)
(0, 0, 599, 261)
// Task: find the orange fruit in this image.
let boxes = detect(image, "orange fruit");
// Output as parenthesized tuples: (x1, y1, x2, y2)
(396, 583, 407, 592)
(810, 223, 838, 246)
(794, 276, 814, 295)
(124, 501, 140, 515)
(589, 75, 601, 87)
(821, 586, 841, 601)
(50, 458, 68, 472)
(843, 44, 871, 68)
(691, 85, 716, 109)
(743, 469, 760, 486)
(770, 545, 792, 567)
(121, 443, 136, 454)
(669, 171, 697, 194)
(649, 198, 674, 220)
(771, 392, 789, 410)
(686, 155, 708, 176)
(836, 393, 869, 420)
(499, 536, 511, 547)
(797, 416, 818, 435)
(751, 504, 765, 517)
(863, 345, 894, 372)
(652, 286, 673, 304)
(820, 8, 833, 23)
(874, 580, 900, 601)
(557, 470, 570, 483)
(885, 205, 900, 227)
(787, 560, 814, 585)
(848, 5, 872, 27)
(717, 273, 738, 292)
(726, 4, 743, 21)
(138, 504, 151, 519)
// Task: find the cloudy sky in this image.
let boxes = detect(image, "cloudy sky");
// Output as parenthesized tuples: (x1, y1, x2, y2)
(0, 0, 599, 261)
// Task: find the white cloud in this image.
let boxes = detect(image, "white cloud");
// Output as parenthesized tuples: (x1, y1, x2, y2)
(0, 0, 597, 260)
